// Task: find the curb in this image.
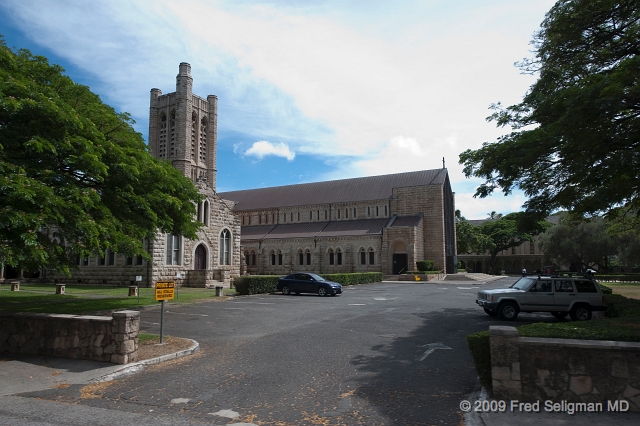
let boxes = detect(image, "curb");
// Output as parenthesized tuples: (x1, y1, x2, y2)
(90, 338, 200, 383)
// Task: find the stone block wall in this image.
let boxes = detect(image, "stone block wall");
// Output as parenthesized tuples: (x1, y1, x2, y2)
(391, 185, 446, 271)
(242, 236, 383, 276)
(0, 310, 140, 364)
(490, 326, 640, 411)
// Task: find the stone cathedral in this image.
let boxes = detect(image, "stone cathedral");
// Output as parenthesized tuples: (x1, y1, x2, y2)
(2, 63, 457, 287)
(40, 63, 241, 288)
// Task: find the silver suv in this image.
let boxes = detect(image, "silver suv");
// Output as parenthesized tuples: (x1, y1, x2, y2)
(476, 275, 606, 321)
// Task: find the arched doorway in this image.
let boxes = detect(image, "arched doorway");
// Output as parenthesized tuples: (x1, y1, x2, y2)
(194, 244, 207, 270)
(392, 241, 408, 274)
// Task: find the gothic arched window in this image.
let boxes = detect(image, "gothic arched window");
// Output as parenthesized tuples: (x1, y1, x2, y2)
(219, 229, 231, 265)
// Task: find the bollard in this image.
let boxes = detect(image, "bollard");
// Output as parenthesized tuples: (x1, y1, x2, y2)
(215, 286, 224, 297)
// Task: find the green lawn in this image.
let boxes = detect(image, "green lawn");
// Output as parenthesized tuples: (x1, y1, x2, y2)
(599, 281, 640, 300)
(0, 284, 236, 315)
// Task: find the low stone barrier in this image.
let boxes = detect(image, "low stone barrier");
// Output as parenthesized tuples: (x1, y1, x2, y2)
(0, 310, 139, 364)
(490, 326, 640, 411)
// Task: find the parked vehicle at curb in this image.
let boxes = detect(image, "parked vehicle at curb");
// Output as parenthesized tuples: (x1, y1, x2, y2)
(476, 275, 606, 321)
(277, 273, 343, 297)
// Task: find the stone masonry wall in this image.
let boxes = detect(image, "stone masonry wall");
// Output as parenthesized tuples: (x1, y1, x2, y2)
(391, 185, 446, 271)
(0, 310, 140, 364)
(242, 235, 383, 275)
(490, 326, 640, 411)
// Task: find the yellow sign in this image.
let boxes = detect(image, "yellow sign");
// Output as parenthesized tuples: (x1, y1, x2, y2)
(155, 281, 175, 301)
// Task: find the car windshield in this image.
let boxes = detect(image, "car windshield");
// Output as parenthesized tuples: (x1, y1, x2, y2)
(510, 277, 536, 290)
(308, 273, 326, 282)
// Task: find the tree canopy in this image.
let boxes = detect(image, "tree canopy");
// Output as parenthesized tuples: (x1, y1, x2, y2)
(475, 212, 550, 274)
(459, 0, 640, 219)
(538, 215, 616, 272)
(455, 210, 490, 255)
(0, 39, 202, 275)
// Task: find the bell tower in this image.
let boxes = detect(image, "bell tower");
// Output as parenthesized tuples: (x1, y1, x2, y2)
(149, 63, 217, 190)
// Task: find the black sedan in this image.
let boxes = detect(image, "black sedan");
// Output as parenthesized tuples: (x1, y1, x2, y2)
(277, 273, 343, 296)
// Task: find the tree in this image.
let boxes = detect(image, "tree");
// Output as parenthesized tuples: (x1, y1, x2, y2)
(455, 210, 490, 255)
(538, 215, 617, 272)
(0, 40, 202, 275)
(459, 0, 640, 219)
(476, 212, 550, 274)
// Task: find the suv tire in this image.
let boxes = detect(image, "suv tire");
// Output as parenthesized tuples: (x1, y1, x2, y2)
(498, 301, 519, 321)
(570, 304, 592, 321)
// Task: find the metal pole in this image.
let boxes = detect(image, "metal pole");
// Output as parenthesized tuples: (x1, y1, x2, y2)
(138, 285, 140, 304)
(160, 299, 165, 344)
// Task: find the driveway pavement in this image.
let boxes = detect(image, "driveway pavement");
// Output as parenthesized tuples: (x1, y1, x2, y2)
(1, 279, 639, 425)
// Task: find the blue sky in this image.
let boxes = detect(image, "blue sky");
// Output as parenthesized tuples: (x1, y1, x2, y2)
(0, 0, 557, 219)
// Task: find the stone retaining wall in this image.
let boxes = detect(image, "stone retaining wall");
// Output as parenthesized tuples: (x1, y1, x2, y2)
(0, 310, 139, 364)
(490, 326, 640, 411)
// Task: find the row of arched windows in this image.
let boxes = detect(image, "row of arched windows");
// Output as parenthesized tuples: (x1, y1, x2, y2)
(241, 205, 390, 226)
(164, 230, 233, 266)
(78, 251, 144, 267)
(243, 247, 376, 267)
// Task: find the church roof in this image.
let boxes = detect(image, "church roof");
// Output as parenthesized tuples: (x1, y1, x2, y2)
(240, 218, 393, 241)
(389, 215, 423, 227)
(219, 169, 448, 211)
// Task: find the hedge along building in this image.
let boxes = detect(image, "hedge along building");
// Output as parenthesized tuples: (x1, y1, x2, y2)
(219, 169, 458, 276)
(41, 63, 241, 288)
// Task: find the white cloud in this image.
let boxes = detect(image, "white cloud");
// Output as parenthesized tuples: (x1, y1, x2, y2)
(0, 0, 558, 211)
(455, 192, 529, 220)
(245, 141, 295, 161)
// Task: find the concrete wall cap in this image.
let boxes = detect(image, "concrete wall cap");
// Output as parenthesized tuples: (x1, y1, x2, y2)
(519, 336, 640, 350)
(74, 315, 112, 322)
(112, 310, 140, 318)
(490, 326, 519, 336)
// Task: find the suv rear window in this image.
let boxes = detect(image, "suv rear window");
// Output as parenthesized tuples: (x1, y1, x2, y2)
(574, 280, 598, 293)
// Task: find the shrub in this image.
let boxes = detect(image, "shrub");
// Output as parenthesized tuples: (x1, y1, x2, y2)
(604, 293, 640, 318)
(416, 260, 435, 271)
(234, 276, 279, 295)
(233, 272, 383, 295)
(467, 331, 492, 393)
(321, 272, 383, 286)
(599, 284, 612, 294)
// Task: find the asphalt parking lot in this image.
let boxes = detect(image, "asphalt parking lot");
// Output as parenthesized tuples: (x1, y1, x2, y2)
(3, 278, 638, 425)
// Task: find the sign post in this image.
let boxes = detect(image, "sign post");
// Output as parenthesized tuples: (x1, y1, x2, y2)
(155, 281, 175, 343)
(176, 272, 181, 300)
(135, 275, 142, 304)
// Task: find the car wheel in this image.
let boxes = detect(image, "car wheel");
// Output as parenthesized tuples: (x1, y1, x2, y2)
(318, 287, 327, 297)
(497, 301, 519, 321)
(551, 311, 569, 319)
(570, 304, 592, 321)
(281, 285, 290, 295)
(483, 308, 498, 316)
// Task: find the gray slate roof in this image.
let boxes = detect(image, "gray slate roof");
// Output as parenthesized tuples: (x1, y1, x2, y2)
(219, 169, 448, 211)
(241, 218, 394, 241)
(390, 215, 423, 227)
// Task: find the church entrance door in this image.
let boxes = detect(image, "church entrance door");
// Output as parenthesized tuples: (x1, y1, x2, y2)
(194, 244, 207, 270)
(392, 254, 408, 275)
